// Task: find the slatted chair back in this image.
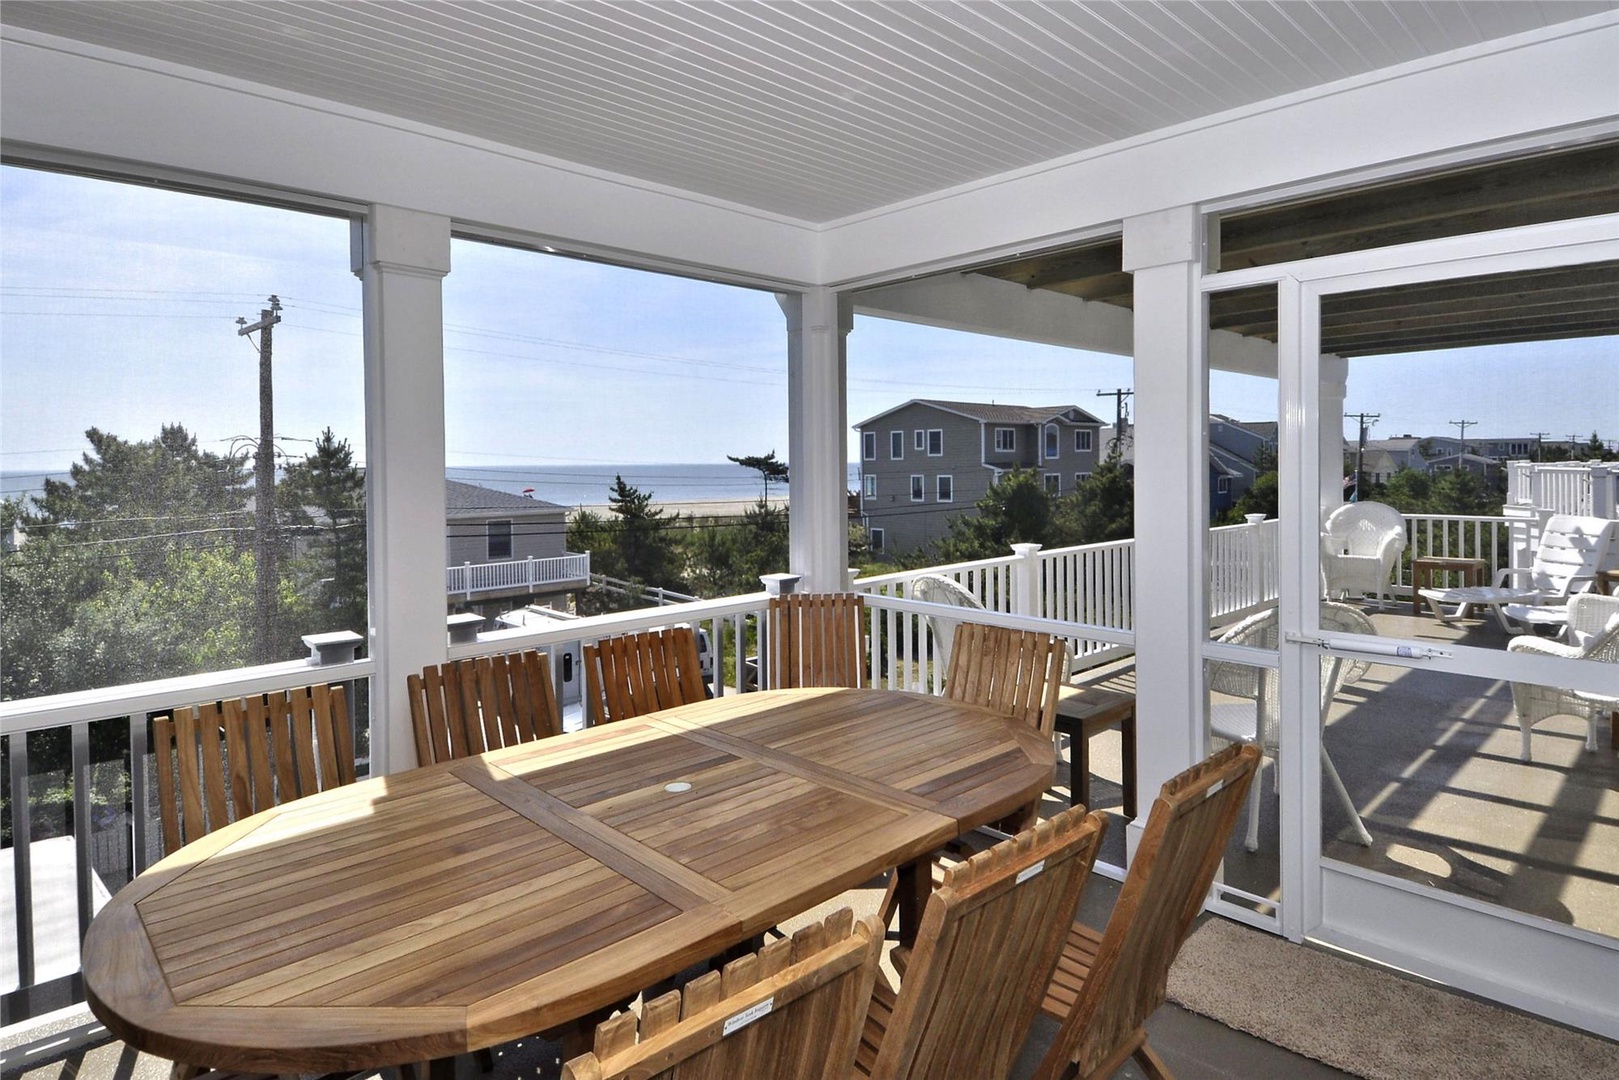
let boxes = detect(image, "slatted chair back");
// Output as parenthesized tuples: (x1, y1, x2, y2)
(584, 625, 707, 725)
(1033, 743, 1262, 1080)
(563, 908, 884, 1080)
(768, 592, 868, 688)
(406, 649, 562, 766)
(857, 805, 1106, 1080)
(153, 683, 355, 856)
(944, 620, 1067, 738)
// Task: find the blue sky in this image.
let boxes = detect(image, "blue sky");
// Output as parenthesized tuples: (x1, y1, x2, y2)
(2, 165, 1614, 485)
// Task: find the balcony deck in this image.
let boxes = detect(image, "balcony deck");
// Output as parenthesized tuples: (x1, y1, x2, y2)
(1067, 607, 1619, 940)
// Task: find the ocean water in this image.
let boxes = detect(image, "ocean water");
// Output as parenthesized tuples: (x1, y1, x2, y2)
(4, 463, 864, 508)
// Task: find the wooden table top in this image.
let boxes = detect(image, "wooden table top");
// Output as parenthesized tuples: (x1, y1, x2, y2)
(83, 687, 1053, 1073)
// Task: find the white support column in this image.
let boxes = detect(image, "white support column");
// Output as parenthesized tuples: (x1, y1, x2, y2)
(1123, 206, 1206, 851)
(780, 289, 853, 591)
(354, 205, 451, 776)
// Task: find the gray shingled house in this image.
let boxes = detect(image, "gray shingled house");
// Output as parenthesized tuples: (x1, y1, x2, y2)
(855, 399, 1104, 554)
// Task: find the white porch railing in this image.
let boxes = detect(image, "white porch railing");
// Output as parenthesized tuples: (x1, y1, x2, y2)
(1506, 460, 1617, 518)
(445, 552, 590, 598)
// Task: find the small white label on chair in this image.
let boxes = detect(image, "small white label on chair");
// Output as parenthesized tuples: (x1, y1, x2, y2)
(723, 996, 774, 1035)
(1016, 859, 1046, 884)
(665, 782, 693, 794)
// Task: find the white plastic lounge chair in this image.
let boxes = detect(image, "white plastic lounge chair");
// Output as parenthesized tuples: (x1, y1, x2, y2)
(1321, 501, 1406, 607)
(1208, 602, 1375, 851)
(1506, 593, 1619, 761)
(1419, 514, 1619, 633)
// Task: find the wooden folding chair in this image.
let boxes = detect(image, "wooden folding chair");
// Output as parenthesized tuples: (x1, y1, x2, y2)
(945, 620, 1067, 829)
(584, 625, 707, 724)
(407, 648, 563, 766)
(562, 908, 884, 1080)
(1031, 743, 1262, 1080)
(768, 592, 868, 688)
(857, 805, 1107, 1080)
(153, 682, 355, 856)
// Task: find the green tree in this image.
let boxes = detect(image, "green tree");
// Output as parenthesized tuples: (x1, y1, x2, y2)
(727, 451, 789, 501)
(607, 475, 682, 588)
(932, 469, 1052, 562)
(3, 425, 255, 700)
(279, 428, 367, 638)
(1052, 451, 1135, 544)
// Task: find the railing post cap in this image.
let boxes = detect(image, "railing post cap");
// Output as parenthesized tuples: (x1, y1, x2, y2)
(1245, 513, 1267, 525)
(760, 573, 803, 596)
(301, 630, 364, 666)
(1010, 542, 1043, 555)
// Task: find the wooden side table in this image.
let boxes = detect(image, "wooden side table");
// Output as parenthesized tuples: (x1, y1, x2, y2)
(1596, 568, 1619, 596)
(1411, 556, 1488, 617)
(1054, 684, 1137, 818)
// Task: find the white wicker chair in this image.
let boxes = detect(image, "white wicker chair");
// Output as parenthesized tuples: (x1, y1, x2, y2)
(1208, 602, 1375, 851)
(909, 574, 985, 670)
(1321, 501, 1406, 607)
(1506, 593, 1619, 762)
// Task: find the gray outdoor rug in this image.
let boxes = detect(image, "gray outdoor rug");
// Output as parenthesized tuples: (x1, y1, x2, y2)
(1166, 918, 1619, 1080)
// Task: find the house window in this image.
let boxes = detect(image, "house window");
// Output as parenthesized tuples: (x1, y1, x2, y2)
(910, 475, 925, 502)
(1216, 477, 1231, 495)
(870, 527, 885, 553)
(890, 431, 904, 459)
(1044, 424, 1059, 459)
(488, 520, 513, 560)
(914, 429, 925, 450)
(863, 431, 876, 460)
(1044, 473, 1061, 495)
(1507, 441, 1530, 456)
(1075, 472, 1091, 487)
(994, 428, 1015, 452)
(927, 429, 944, 456)
(936, 475, 953, 502)
(1075, 430, 1093, 452)
(863, 475, 876, 498)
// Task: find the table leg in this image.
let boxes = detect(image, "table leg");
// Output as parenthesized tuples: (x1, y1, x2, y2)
(1072, 727, 1091, 811)
(429, 1058, 457, 1080)
(896, 859, 929, 950)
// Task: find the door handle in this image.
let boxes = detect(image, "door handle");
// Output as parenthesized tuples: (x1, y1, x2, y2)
(1285, 632, 1452, 660)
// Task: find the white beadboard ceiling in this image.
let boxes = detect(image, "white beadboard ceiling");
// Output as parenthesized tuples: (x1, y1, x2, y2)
(3, 1, 1613, 223)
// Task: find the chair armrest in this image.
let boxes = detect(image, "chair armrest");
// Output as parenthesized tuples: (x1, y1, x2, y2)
(1506, 637, 1583, 661)
(1494, 567, 1533, 588)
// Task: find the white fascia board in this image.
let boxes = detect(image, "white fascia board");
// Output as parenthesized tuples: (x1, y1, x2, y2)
(854, 273, 1132, 356)
(819, 16, 1619, 286)
(0, 30, 820, 287)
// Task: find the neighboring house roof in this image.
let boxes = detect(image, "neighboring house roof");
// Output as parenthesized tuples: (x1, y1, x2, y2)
(1210, 415, 1278, 443)
(854, 398, 1104, 429)
(446, 480, 566, 519)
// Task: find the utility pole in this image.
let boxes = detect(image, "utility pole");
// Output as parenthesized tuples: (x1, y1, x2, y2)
(1096, 388, 1133, 455)
(1449, 419, 1475, 453)
(238, 296, 282, 664)
(1530, 432, 1549, 462)
(1345, 412, 1379, 501)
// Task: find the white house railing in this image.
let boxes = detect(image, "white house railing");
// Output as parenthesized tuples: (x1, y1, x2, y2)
(446, 551, 591, 598)
(1506, 460, 1617, 518)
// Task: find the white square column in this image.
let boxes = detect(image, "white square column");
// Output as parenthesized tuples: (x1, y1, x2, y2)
(780, 288, 853, 592)
(354, 205, 452, 776)
(1123, 205, 1206, 844)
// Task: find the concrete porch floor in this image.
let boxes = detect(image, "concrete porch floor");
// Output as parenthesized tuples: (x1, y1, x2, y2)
(1064, 602, 1619, 939)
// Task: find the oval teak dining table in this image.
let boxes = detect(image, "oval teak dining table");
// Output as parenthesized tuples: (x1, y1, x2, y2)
(83, 687, 1055, 1073)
